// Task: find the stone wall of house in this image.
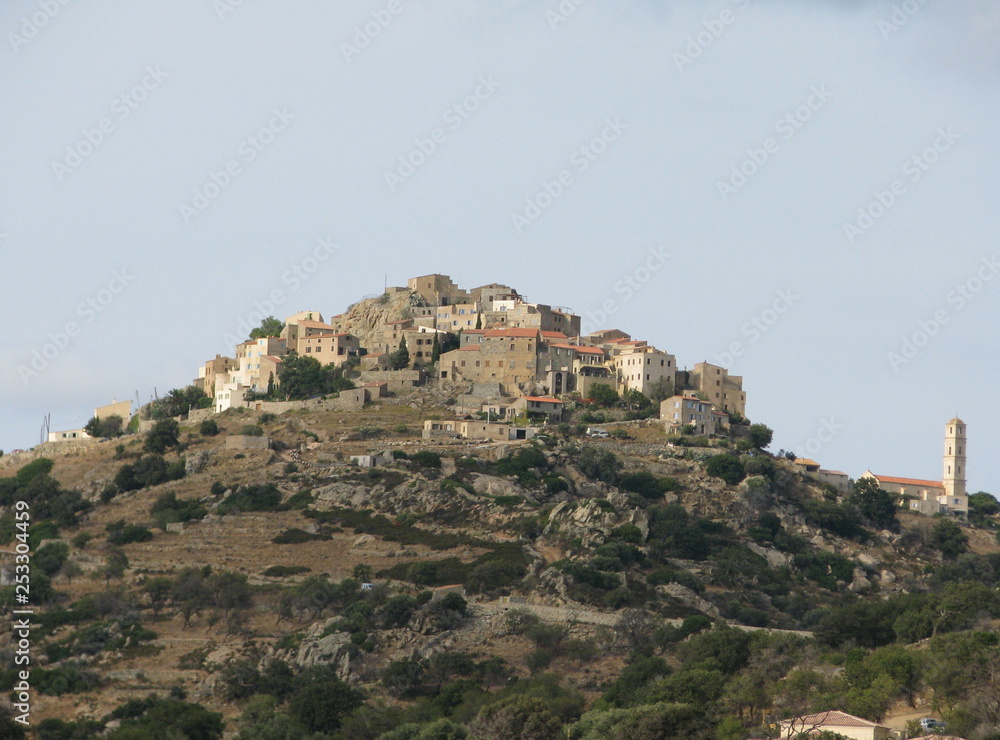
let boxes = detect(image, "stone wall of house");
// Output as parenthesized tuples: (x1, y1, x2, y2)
(225, 435, 271, 451)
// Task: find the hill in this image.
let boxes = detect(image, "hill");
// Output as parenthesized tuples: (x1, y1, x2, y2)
(0, 394, 998, 739)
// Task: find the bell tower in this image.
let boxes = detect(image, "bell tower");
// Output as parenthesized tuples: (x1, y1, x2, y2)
(943, 417, 967, 504)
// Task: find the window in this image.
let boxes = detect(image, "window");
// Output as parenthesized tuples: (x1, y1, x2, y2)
(461, 360, 466, 367)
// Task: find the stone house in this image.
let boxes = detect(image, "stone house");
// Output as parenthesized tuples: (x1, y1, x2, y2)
(779, 710, 891, 740)
(685, 362, 746, 416)
(661, 395, 716, 435)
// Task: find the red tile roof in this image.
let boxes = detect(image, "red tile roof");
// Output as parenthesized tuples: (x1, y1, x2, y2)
(298, 320, 335, 329)
(871, 474, 943, 489)
(548, 343, 605, 355)
(784, 711, 885, 729)
(523, 396, 562, 404)
(821, 470, 848, 476)
(540, 331, 568, 339)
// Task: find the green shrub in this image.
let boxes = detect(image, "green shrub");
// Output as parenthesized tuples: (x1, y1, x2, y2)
(217, 484, 282, 514)
(106, 521, 154, 546)
(238, 424, 264, 437)
(264, 565, 311, 577)
(410, 451, 442, 468)
(272, 528, 329, 544)
(704, 454, 745, 485)
(199, 419, 219, 436)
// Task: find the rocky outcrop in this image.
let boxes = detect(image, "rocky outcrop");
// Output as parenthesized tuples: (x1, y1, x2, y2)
(289, 619, 354, 678)
(329, 289, 429, 352)
(656, 583, 722, 619)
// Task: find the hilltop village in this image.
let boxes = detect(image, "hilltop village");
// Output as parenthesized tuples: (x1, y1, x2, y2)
(38, 273, 970, 520)
(198, 273, 745, 434)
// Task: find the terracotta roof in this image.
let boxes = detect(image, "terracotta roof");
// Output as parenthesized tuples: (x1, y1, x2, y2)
(548, 343, 605, 355)
(795, 458, 821, 467)
(871, 474, 943, 489)
(485, 328, 538, 338)
(523, 396, 562, 404)
(458, 345, 482, 351)
(540, 331, 568, 339)
(820, 469, 848, 477)
(262, 356, 283, 363)
(784, 711, 885, 729)
(298, 320, 335, 329)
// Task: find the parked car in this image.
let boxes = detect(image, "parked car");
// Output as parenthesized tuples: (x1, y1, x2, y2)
(920, 717, 947, 732)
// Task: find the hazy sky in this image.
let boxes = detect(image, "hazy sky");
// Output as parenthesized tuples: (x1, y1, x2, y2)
(2, 1, 997, 493)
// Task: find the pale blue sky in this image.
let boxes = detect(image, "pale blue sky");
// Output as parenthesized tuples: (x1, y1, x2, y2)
(2, 1, 997, 492)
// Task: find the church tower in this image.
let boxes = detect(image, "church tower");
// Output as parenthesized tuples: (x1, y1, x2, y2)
(942, 417, 968, 512)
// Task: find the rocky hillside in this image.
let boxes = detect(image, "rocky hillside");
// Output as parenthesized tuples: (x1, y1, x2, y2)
(330, 289, 430, 352)
(0, 397, 998, 739)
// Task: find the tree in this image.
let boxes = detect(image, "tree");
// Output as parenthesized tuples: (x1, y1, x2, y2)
(431, 333, 441, 364)
(105, 698, 224, 740)
(34, 541, 69, 577)
(930, 519, 970, 560)
(748, 424, 773, 450)
(249, 316, 284, 339)
(969, 492, 1000, 524)
(143, 576, 173, 616)
(589, 383, 619, 407)
(469, 695, 562, 740)
(647, 377, 675, 404)
(287, 666, 365, 733)
(100, 548, 129, 586)
(144, 419, 180, 454)
(705, 454, 745, 485)
(85, 414, 124, 438)
(390, 338, 410, 370)
(850, 478, 899, 530)
(277, 353, 354, 400)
